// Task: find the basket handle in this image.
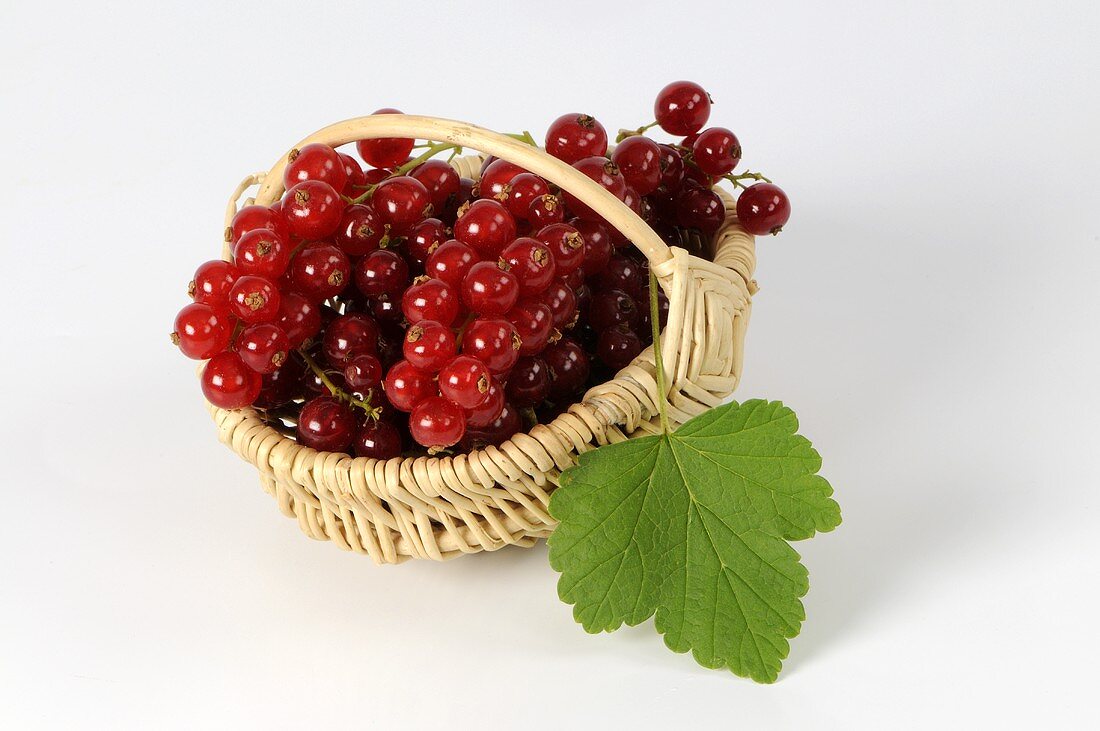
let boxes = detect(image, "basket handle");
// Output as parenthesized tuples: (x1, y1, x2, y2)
(252, 114, 673, 267)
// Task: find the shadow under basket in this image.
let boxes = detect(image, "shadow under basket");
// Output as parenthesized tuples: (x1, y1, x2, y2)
(208, 115, 758, 564)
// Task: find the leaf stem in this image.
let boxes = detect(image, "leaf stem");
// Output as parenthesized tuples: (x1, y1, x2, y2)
(649, 269, 671, 434)
(723, 170, 773, 190)
(615, 121, 659, 143)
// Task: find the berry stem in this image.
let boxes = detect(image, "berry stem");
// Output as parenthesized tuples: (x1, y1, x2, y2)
(349, 141, 462, 204)
(297, 348, 380, 418)
(615, 121, 658, 143)
(723, 170, 773, 189)
(649, 269, 671, 434)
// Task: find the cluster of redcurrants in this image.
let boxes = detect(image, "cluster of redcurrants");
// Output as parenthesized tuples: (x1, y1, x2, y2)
(172, 81, 789, 458)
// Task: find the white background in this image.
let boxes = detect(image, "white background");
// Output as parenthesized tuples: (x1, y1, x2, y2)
(2, 1, 1098, 728)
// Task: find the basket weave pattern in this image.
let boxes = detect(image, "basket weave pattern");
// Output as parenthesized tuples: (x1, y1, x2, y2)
(209, 116, 757, 563)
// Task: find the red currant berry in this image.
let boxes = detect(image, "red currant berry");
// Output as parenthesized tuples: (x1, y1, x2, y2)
(545, 113, 608, 163)
(532, 279, 578, 329)
(254, 356, 305, 409)
(589, 289, 639, 330)
(563, 156, 627, 220)
(372, 175, 432, 233)
(403, 320, 457, 371)
(189, 259, 239, 309)
(506, 301, 554, 356)
(410, 159, 462, 212)
(405, 217, 447, 263)
(654, 80, 712, 136)
(367, 294, 403, 325)
(172, 302, 234, 359)
(683, 164, 718, 189)
(409, 396, 466, 449)
(441, 177, 476, 222)
(735, 183, 791, 236)
(354, 420, 403, 459)
(297, 396, 357, 452)
(501, 237, 556, 295)
(402, 276, 460, 326)
(438, 355, 492, 409)
(201, 351, 262, 409)
(339, 153, 366, 194)
(453, 199, 516, 258)
(229, 204, 289, 245)
(528, 194, 565, 227)
(535, 223, 585, 274)
(344, 353, 383, 393)
(424, 239, 477, 288)
(505, 173, 550, 220)
(478, 159, 527, 202)
(233, 228, 290, 279)
(276, 291, 322, 348)
(505, 356, 550, 408)
(675, 186, 725, 235)
(573, 220, 612, 275)
(543, 338, 590, 400)
(692, 127, 741, 176)
(229, 275, 281, 324)
(237, 323, 291, 374)
(282, 180, 343, 240)
(287, 243, 350, 302)
(464, 377, 505, 429)
(597, 325, 643, 370)
(383, 360, 435, 412)
(598, 255, 645, 297)
(322, 313, 379, 367)
(356, 108, 415, 168)
(462, 399, 520, 449)
(335, 204, 384, 256)
(462, 318, 521, 374)
(611, 136, 662, 195)
(657, 144, 686, 191)
(354, 249, 409, 297)
(284, 143, 347, 191)
(461, 260, 520, 316)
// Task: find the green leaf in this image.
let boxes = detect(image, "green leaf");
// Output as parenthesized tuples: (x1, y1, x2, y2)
(547, 400, 840, 683)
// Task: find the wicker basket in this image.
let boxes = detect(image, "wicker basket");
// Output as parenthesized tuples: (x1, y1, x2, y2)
(209, 115, 758, 564)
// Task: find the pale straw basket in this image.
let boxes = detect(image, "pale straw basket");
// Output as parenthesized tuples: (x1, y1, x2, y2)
(209, 115, 758, 563)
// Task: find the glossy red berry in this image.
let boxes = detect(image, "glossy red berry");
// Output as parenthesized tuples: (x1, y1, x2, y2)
(409, 396, 466, 449)
(233, 228, 289, 279)
(410, 159, 462, 212)
(322, 313, 379, 367)
(339, 153, 366, 194)
(545, 113, 608, 163)
(574, 219, 613, 275)
(462, 318, 521, 374)
(344, 353, 383, 393)
(297, 396, 357, 452)
(528, 194, 565, 226)
(657, 144, 686, 191)
(462, 260, 520, 315)
(229, 275, 281, 324)
(589, 289, 639, 330)
(462, 398, 520, 449)
(598, 255, 644, 297)
(735, 183, 791, 235)
(501, 237, 556, 295)
(505, 356, 550, 407)
(335, 204, 384, 256)
(402, 277, 460, 325)
(506, 301, 554, 356)
(383, 360, 435, 412)
(287, 243, 350, 302)
(611, 136, 662, 195)
(405, 217, 447, 263)
(531, 279, 578, 329)
(282, 180, 343, 240)
(478, 159, 528, 202)
(535, 223, 585, 274)
(354, 249, 409, 297)
(356, 108, 415, 168)
(543, 338, 590, 400)
(654, 80, 712, 135)
(425, 239, 477, 288)
(464, 377, 505, 428)
(692, 127, 741, 176)
(284, 143, 347, 191)
(453, 199, 516, 258)
(254, 356, 305, 409)
(675, 186, 725, 235)
(563, 156, 627, 220)
(505, 173, 550, 220)
(172, 303, 234, 359)
(229, 204, 289, 245)
(354, 420, 403, 459)
(237, 323, 291, 374)
(597, 325, 643, 370)
(438, 355, 492, 409)
(201, 351, 262, 409)
(189, 259, 239, 309)
(276, 291, 322, 348)
(372, 175, 431, 233)
(403, 320, 457, 371)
